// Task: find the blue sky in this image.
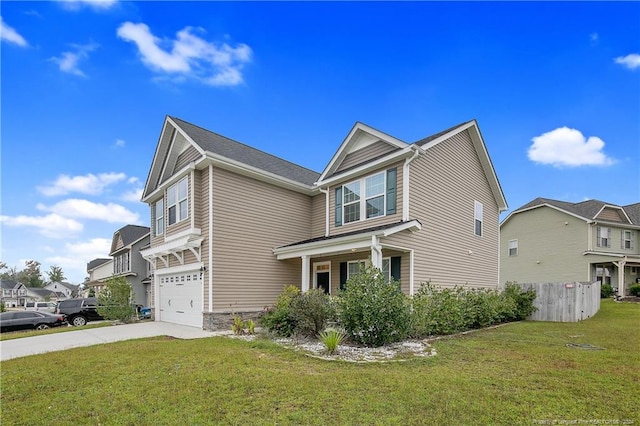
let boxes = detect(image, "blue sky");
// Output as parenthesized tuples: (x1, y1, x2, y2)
(1, 0, 639, 284)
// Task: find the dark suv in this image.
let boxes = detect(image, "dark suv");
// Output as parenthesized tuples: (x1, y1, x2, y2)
(56, 297, 103, 326)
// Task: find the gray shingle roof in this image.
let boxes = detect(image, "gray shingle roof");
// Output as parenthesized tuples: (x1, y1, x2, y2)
(1, 279, 20, 290)
(514, 197, 640, 225)
(170, 116, 321, 186)
(414, 120, 474, 146)
(116, 225, 150, 246)
(87, 258, 111, 271)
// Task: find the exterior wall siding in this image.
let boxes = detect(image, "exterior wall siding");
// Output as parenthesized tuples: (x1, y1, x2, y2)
(199, 166, 211, 310)
(590, 224, 640, 255)
(500, 207, 589, 284)
(328, 160, 404, 236)
(211, 167, 312, 312)
(165, 174, 192, 238)
(387, 129, 500, 289)
(336, 141, 399, 173)
(174, 146, 201, 172)
(595, 208, 626, 223)
(310, 193, 326, 237)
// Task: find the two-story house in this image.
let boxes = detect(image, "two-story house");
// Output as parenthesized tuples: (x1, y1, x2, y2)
(84, 258, 113, 297)
(1, 279, 28, 308)
(141, 116, 507, 329)
(44, 282, 79, 299)
(500, 198, 640, 296)
(110, 225, 151, 306)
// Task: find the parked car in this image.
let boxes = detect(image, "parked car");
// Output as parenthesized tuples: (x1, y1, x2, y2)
(0, 311, 67, 333)
(56, 297, 103, 326)
(25, 301, 57, 313)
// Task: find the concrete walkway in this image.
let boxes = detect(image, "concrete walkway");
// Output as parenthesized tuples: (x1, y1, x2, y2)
(0, 322, 222, 361)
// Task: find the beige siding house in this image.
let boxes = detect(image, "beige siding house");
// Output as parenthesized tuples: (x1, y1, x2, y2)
(141, 116, 507, 329)
(500, 198, 640, 296)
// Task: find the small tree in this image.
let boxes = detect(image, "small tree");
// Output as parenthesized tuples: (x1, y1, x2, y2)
(47, 265, 67, 283)
(97, 277, 135, 323)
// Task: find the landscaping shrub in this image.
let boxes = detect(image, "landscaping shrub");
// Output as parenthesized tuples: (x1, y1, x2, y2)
(259, 285, 300, 337)
(319, 328, 346, 354)
(629, 284, 640, 297)
(600, 283, 614, 298)
(501, 282, 537, 321)
(337, 264, 411, 347)
(97, 276, 136, 323)
(463, 288, 504, 329)
(289, 289, 336, 337)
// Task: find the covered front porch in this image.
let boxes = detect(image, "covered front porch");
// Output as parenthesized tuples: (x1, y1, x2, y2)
(587, 254, 640, 296)
(273, 220, 421, 295)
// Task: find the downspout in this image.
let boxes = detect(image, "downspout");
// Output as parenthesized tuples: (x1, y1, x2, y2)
(403, 147, 422, 222)
(319, 187, 330, 237)
(208, 163, 214, 312)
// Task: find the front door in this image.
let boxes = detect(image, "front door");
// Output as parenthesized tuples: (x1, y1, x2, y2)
(317, 272, 330, 294)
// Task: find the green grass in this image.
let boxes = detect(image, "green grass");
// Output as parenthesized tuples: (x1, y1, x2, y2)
(1, 300, 638, 425)
(0, 321, 115, 341)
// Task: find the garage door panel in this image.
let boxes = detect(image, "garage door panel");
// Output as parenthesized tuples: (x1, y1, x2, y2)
(158, 271, 202, 328)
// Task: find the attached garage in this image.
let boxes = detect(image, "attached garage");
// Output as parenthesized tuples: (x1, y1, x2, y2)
(157, 271, 203, 328)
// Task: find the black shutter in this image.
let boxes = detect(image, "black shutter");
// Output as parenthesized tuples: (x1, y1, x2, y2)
(386, 168, 397, 215)
(340, 262, 347, 290)
(391, 256, 401, 281)
(335, 187, 343, 227)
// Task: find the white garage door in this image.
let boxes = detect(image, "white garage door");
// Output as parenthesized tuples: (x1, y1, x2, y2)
(158, 271, 202, 328)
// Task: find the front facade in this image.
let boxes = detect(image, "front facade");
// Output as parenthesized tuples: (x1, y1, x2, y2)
(109, 225, 151, 306)
(141, 116, 507, 329)
(44, 282, 79, 299)
(500, 198, 640, 295)
(85, 258, 114, 297)
(1, 280, 27, 308)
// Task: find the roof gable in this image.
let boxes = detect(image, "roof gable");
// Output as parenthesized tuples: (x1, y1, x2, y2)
(318, 122, 409, 181)
(110, 225, 150, 254)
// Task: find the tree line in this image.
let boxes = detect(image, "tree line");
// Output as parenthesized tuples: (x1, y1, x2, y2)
(0, 260, 68, 287)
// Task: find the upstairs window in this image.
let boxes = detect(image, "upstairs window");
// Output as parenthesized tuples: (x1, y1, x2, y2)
(335, 168, 397, 227)
(168, 177, 188, 226)
(508, 239, 518, 257)
(474, 201, 483, 237)
(622, 230, 634, 250)
(597, 227, 610, 248)
(155, 199, 164, 236)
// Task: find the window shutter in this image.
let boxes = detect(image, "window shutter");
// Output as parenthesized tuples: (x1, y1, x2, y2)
(335, 187, 343, 227)
(386, 168, 397, 215)
(391, 256, 401, 281)
(596, 227, 601, 247)
(621, 230, 625, 250)
(340, 262, 347, 290)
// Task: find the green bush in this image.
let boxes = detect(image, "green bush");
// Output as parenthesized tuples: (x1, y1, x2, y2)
(501, 282, 537, 321)
(319, 328, 346, 354)
(290, 289, 336, 338)
(337, 264, 411, 347)
(97, 276, 136, 323)
(629, 284, 640, 297)
(259, 285, 300, 337)
(463, 288, 504, 329)
(600, 283, 614, 298)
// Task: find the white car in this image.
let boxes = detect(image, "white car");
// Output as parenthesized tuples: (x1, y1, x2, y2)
(25, 301, 58, 313)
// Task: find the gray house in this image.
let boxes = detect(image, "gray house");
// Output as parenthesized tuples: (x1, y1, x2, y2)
(110, 225, 151, 306)
(500, 198, 640, 296)
(1, 280, 27, 308)
(140, 116, 507, 329)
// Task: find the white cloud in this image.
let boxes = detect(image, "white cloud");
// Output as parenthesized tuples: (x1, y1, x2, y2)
(528, 127, 615, 168)
(114, 139, 126, 148)
(0, 213, 83, 239)
(56, 0, 118, 11)
(37, 199, 141, 224)
(117, 22, 252, 86)
(121, 188, 143, 202)
(614, 53, 640, 70)
(50, 42, 99, 77)
(589, 33, 598, 44)
(1, 16, 28, 47)
(38, 172, 126, 196)
(45, 238, 112, 283)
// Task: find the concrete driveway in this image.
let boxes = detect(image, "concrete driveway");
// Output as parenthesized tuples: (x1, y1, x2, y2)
(0, 322, 219, 361)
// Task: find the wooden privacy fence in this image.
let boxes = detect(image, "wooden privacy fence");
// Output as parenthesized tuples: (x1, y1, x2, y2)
(519, 282, 601, 322)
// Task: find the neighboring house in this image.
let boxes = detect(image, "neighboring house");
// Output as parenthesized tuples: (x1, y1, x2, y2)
(85, 258, 113, 297)
(500, 198, 640, 296)
(110, 225, 151, 306)
(44, 282, 79, 299)
(141, 115, 507, 329)
(25, 287, 57, 302)
(1, 280, 28, 308)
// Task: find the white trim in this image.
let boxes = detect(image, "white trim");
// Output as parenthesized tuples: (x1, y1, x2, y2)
(143, 161, 196, 203)
(302, 255, 310, 292)
(313, 261, 332, 294)
(208, 163, 213, 312)
(501, 203, 594, 227)
(164, 227, 202, 243)
(402, 147, 421, 222)
(594, 204, 632, 224)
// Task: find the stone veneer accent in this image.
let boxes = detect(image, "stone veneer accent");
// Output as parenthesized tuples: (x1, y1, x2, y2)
(203, 311, 263, 331)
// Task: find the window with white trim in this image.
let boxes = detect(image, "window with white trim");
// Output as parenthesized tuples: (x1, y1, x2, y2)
(337, 169, 396, 226)
(622, 230, 634, 250)
(155, 199, 164, 236)
(343, 181, 361, 224)
(508, 239, 518, 257)
(597, 226, 610, 248)
(168, 177, 188, 226)
(474, 201, 483, 236)
(365, 173, 385, 219)
(347, 260, 366, 279)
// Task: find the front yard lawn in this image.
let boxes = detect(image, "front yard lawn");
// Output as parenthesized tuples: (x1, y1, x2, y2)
(1, 300, 638, 425)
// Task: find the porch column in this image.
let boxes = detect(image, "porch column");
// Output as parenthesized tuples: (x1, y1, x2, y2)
(301, 255, 310, 292)
(617, 260, 626, 296)
(371, 236, 382, 269)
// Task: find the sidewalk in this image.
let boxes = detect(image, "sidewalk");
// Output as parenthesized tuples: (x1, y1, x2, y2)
(0, 322, 221, 361)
